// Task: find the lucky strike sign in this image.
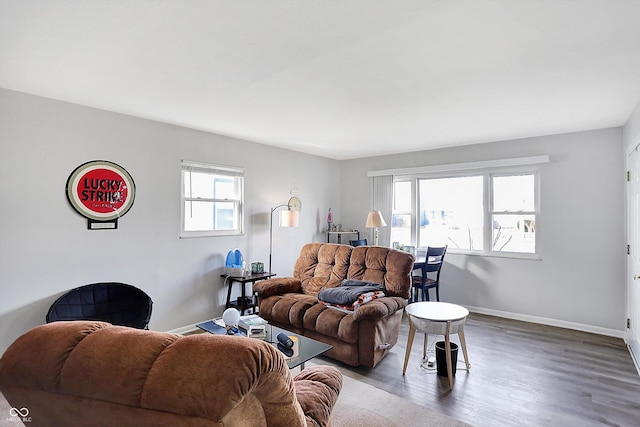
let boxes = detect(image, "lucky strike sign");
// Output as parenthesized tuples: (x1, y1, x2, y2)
(66, 160, 136, 224)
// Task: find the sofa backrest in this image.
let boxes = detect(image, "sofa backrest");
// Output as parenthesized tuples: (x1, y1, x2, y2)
(347, 246, 415, 298)
(294, 243, 415, 299)
(295, 243, 352, 294)
(0, 321, 306, 427)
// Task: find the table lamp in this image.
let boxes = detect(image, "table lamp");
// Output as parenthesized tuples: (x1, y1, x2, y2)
(365, 210, 386, 245)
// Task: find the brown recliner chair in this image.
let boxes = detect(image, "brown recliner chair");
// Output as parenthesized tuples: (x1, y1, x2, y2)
(0, 321, 342, 427)
(255, 243, 415, 368)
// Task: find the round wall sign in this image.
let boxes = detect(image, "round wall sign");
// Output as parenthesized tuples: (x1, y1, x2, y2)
(66, 160, 136, 224)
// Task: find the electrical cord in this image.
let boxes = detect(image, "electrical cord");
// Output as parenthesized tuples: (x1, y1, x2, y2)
(417, 338, 469, 373)
(420, 339, 437, 372)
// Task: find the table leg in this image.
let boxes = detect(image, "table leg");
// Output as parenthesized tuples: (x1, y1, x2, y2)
(225, 277, 233, 309)
(403, 319, 416, 374)
(252, 288, 260, 314)
(240, 282, 247, 315)
(423, 333, 429, 359)
(458, 327, 471, 370)
(445, 321, 453, 389)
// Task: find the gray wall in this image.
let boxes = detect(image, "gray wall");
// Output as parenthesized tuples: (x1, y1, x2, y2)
(0, 89, 340, 352)
(341, 128, 626, 335)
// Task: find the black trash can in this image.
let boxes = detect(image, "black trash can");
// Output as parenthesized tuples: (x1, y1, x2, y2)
(435, 341, 458, 377)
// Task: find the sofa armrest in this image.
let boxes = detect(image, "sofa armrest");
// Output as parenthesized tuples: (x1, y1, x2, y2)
(254, 277, 302, 298)
(352, 296, 408, 321)
(294, 366, 343, 427)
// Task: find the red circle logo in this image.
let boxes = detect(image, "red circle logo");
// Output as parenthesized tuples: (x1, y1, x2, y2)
(75, 168, 130, 213)
(66, 161, 135, 222)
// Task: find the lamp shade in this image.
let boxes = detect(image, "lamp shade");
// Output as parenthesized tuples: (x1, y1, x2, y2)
(279, 210, 299, 227)
(365, 210, 387, 228)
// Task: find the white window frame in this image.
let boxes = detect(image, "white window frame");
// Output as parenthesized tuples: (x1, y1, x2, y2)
(391, 178, 416, 248)
(390, 166, 541, 260)
(488, 172, 539, 257)
(419, 172, 487, 254)
(180, 160, 244, 238)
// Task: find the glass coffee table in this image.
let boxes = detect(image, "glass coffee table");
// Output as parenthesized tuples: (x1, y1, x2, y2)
(196, 319, 331, 370)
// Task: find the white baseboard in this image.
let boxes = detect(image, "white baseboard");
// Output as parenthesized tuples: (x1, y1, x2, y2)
(467, 305, 625, 339)
(628, 344, 640, 376)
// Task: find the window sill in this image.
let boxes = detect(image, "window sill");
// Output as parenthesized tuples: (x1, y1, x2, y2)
(180, 231, 244, 239)
(446, 250, 541, 261)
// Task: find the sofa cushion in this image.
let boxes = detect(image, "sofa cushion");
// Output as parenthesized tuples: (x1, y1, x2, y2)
(294, 366, 343, 427)
(294, 243, 352, 295)
(352, 297, 408, 321)
(347, 246, 415, 298)
(253, 277, 302, 298)
(302, 295, 408, 342)
(259, 293, 319, 329)
(303, 303, 359, 344)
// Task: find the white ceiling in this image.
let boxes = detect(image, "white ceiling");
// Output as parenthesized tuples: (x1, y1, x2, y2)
(1, 0, 640, 160)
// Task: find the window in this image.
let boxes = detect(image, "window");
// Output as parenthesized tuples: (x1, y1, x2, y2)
(390, 171, 538, 257)
(418, 176, 485, 251)
(391, 180, 413, 249)
(181, 161, 244, 237)
(491, 174, 536, 254)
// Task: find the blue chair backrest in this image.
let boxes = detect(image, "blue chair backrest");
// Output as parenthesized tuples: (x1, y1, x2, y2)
(424, 246, 447, 273)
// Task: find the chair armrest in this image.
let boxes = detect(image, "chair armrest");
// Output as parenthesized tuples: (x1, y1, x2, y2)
(352, 297, 408, 321)
(253, 278, 302, 298)
(294, 366, 343, 427)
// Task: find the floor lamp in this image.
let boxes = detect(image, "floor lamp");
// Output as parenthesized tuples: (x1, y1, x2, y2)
(269, 199, 300, 273)
(365, 210, 387, 245)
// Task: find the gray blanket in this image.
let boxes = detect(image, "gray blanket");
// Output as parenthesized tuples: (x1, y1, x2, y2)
(318, 279, 385, 306)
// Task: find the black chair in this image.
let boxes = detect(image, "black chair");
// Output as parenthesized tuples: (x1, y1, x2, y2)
(46, 282, 153, 329)
(411, 246, 447, 302)
(349, 239, 368, 246)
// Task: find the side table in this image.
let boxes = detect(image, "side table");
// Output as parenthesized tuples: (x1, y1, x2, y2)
(326, 230, 359, 243)
(402, 301, 470, 389)
(223, 272, 276, 315)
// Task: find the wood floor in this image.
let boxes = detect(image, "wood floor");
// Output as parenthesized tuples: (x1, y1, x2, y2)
(313, 313, 640, 427)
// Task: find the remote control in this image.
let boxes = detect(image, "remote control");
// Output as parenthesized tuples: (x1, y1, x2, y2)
(276, 333, 294, 349)
(277, 343, 294, 357)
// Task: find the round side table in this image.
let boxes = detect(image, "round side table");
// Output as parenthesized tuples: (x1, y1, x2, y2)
(402, 301, 471, 389)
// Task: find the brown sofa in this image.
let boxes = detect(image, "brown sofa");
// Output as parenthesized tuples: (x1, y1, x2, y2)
(0, 321, 342, 427)
(254, 243, 415, 368)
